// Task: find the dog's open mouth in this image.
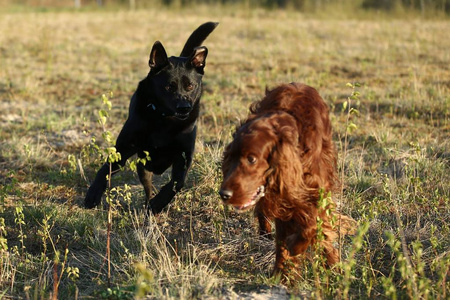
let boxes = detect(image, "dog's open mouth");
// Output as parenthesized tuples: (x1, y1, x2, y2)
(233, 185, 265, 211)
(175, 112, 190, 120)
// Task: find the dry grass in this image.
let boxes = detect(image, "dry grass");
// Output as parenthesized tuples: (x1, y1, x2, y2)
(0, 6, 449, 299)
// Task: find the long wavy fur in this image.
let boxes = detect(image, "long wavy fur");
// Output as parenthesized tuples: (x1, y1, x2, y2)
(221, 83, 355, 279)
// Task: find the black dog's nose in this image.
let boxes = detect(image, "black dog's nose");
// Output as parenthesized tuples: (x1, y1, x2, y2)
(219, 189, 233, 201)
(176, 102, 192, 114)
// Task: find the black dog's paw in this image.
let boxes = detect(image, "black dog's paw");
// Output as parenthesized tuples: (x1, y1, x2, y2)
(149, 184, 177, 214)
(149, 201, 166, 215)
(149, 195, 173, 215)
(84, 184, 104, 209)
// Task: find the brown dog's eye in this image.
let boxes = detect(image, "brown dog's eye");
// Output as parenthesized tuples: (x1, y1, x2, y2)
(247, 155, 257, 165)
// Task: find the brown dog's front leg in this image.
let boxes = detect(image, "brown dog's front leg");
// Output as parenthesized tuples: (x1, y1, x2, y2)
(273, 240, 290, 277)
(255, 206, 272, 239)
(272, 219, 290, 278)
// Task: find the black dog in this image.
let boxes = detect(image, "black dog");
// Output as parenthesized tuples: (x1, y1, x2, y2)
(84, 22, 218, 214)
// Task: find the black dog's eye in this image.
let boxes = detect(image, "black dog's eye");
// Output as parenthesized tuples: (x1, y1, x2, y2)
(165, 82, 177, 92)
(247, 155, 257, 165)
(185, 83, 194, 91)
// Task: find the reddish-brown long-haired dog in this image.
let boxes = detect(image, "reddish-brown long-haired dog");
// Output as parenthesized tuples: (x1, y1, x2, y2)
(219, 82, 353, 279)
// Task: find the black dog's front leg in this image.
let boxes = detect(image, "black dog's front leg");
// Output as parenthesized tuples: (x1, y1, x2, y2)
(84, 161, 122, 208)
(149, 151, 192, 214)
(84, 136, 136, 208)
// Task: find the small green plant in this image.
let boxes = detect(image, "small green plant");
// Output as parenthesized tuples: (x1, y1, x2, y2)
(87, 91, 151, 292)
(311, 189, 345, 298)
(134, 262, 156, 299)
(13, 204, 26, 258)
(339, 82, 361, 188)
(0, 216, 8, 289)
(339, 220, 370, 299)
(0, 177, 9, 260)
(343, 83, 361, 133)
(97, 92, 121, 288)
(96, 285, 135, 300)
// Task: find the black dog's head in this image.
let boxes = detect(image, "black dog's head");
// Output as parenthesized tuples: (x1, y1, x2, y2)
(148, 43, 207, 120)
(145, 22, 218, 120)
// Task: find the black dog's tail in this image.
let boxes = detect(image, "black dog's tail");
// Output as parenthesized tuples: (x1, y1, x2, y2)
(180, 22, 219, 57)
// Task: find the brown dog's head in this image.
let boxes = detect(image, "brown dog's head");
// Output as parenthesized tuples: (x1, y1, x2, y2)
(219, 112, 300, 211)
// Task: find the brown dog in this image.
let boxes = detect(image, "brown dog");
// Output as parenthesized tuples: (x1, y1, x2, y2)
(219, 83, 354, 279)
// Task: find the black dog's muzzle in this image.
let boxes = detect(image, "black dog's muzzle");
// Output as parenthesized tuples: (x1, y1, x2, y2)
(175, 101, 192, 119)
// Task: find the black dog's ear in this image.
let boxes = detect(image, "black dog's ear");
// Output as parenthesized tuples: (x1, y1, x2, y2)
(188, 46, 208, 74)
(149, 41, 169, 71)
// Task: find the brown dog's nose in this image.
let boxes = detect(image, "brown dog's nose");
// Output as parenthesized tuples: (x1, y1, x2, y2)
(219, 189, 233, 201)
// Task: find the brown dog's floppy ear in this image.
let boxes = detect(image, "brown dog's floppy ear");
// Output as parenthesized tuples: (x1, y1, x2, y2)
(273, 115, 299, 147)
(188, 46, 208, 74)
(149, 41, 169, 71)
(267, 114, 300, 167)
(267, 114, 305, 199)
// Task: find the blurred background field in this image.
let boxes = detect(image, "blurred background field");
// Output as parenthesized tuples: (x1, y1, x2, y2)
(1, 0, 450, 16)
(0, 1, 449, 299)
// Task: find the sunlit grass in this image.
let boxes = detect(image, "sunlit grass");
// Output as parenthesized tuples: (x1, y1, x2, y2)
(0, 7, 449, 299)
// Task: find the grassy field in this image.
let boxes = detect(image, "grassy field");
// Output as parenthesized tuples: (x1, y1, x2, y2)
(0, 6, 449, 299)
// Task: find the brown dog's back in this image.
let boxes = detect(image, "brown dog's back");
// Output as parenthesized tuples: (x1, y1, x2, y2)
(250, 83, 337, 192)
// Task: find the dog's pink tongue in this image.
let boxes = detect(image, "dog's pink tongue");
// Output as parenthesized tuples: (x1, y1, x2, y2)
(233, 200, 252, 211)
